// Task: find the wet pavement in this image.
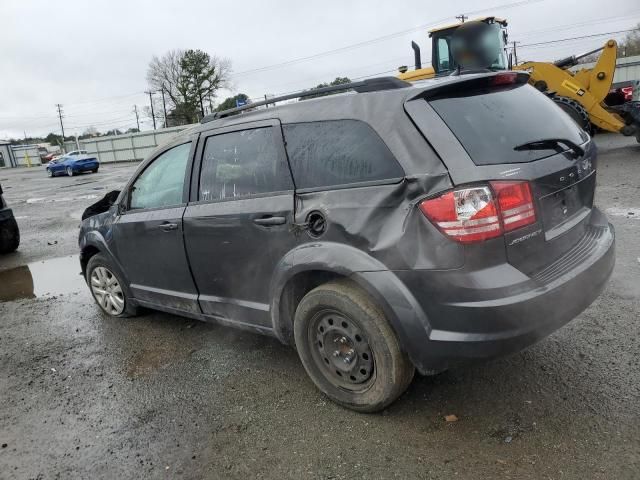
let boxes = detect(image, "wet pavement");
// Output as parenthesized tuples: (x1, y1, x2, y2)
(1, 138, 639, 479)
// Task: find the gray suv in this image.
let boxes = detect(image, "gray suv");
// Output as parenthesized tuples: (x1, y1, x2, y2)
(79, 73, 615, 412)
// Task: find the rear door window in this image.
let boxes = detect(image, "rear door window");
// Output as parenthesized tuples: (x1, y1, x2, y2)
(429, 83, 588, 165)
(282, 120, 404, 190)
(199, 127, 292, 201)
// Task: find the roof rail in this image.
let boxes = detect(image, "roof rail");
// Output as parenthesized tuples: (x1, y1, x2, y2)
(201, 76, 411, 123)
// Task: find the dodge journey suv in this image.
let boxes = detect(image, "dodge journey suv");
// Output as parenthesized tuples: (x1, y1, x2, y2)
(79, 72, 615, 412)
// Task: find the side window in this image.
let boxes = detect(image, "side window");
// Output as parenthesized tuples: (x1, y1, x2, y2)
(130, 142, 191, 210)
(437, 38, 451, 71)
(282, 120, 404, 190)
(199, 127, 292, 201)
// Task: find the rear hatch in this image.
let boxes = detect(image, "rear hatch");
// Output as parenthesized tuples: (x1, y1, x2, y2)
(406, 72, 596, 277)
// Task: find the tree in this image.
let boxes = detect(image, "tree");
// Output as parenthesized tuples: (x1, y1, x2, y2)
(215, 93, 250, 112)
(620, 23, 640, 57)
(147, 49, 231, 125)
(302, 77, 352, 100)
(125, 127, 140, 134)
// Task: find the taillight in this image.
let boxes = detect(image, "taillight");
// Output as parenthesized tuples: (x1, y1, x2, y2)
(490, 181, 535, 232)
(419, 186, 502, 243)
(490, 72, 518, 86)
(419, 181, 536, 244)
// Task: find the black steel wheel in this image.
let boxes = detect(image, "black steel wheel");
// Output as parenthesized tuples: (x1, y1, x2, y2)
(294, 279, 414, 412)
(309, 309, 375, 391)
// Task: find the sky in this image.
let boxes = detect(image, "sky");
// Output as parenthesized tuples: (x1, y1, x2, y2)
(1, 0, 638, 139)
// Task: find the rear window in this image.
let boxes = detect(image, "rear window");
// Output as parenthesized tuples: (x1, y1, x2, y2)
(429, 83, 588, 165)
(282, 120, 404, 190)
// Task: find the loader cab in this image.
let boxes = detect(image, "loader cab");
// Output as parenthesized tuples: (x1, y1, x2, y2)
(398, 17, 510, 81)
(430, 17, 509, 75)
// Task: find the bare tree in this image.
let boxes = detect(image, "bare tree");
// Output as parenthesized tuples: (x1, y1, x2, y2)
(146, 49, 231, 125)
(620, 23, 640, 57)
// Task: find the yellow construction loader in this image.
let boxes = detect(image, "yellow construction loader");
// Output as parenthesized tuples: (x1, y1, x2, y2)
(398, 17, 640, 141)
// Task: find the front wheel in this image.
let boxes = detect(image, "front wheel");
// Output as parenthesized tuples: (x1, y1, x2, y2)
(66, 166, 74, 177)
(294, 279, 414, 412)
(46, 168, 53, 177)
(86, 253, 137, 317)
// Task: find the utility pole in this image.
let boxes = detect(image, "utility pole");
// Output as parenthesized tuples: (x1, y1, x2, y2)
(133, 105, 141, 131)
(160, 87, 168, 128)
(145, 91, 156, 130)
(56, 104, 66, 152)
(512, 41, 519, 66)
(455, 14, 468, 23)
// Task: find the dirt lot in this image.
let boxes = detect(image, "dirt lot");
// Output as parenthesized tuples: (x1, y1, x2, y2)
(1, 137, 639, 479)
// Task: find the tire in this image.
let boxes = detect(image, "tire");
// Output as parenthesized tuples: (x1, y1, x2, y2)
(552, 96, 593, 135)
(92, 168, 99, 173)
(86, 253, 137, 317)
(66, 166, 74, 177)
(47, 168, 53, 177)
(0, 217, 20, 254)
(294, 279, 414, 412)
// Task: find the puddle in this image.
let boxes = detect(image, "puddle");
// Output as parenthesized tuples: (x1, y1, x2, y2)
(0, 255, 88, 302)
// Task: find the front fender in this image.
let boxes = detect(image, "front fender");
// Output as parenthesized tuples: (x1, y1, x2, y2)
(79, 212, 126, 278)
(269, 241, 433, 371)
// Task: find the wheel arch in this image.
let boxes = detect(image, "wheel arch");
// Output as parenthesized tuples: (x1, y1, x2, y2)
(269, 242, 433, 371)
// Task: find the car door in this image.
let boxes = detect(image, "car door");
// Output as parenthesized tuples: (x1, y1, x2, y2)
(113, 140, 200, 314)
(183, 120, 296, 328)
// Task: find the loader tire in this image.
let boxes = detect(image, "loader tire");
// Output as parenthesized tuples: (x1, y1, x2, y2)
(553, 96, 592, 135)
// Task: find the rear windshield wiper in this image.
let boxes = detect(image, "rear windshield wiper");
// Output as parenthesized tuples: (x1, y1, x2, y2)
(514, 138, 584, 157)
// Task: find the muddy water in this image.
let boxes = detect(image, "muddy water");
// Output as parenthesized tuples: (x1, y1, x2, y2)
(0, 255, 88, 302)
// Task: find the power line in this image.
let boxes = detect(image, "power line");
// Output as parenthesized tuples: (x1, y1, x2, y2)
(516, 28, 635, 48)
(230, 0, 543, 78)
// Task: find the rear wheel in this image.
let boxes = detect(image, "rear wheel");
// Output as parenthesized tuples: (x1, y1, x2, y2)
(0, 217, 20, 254)
(294, 279, 414, 412)
(91, 168, 99, 173)
(86, 253, 137, 317)
(66, 166, 74, 177)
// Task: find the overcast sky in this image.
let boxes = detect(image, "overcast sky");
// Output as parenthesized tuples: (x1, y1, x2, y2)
(1, 0, 638, 139)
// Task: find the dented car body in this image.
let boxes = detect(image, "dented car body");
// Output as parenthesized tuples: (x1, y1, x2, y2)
(79, 72, 615, 411)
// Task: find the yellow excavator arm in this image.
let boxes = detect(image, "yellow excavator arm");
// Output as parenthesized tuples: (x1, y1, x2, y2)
(514, 40, 630, 135)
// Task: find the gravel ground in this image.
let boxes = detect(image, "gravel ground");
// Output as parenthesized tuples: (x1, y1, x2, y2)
(0, 137, 639, 479)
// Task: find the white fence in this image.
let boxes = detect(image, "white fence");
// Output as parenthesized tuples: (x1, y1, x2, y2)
(64, 125, 194, 164)
(10, 145, 42, 167)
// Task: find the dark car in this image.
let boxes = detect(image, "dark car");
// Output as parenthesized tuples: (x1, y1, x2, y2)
(79, 73, 615, 412)
(0, 183, 20, 253)
(46, 152, 99, 177)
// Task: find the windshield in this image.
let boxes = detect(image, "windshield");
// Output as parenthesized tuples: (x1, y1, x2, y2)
(432, 23, 507, 74)
(429, 83, 589, 165)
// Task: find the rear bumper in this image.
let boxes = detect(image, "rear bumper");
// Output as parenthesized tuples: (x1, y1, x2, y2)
(74, 161, 99, 172)
(359, 210, 615, 374)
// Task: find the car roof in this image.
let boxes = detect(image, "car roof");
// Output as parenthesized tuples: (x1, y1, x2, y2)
(190, 72, 493, 134)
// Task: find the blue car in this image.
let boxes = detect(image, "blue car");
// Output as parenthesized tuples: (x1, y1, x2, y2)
(46, 152, 99, 177)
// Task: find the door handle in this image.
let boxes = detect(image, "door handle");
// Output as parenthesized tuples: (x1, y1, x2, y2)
(253, 216, 286, 226)
(156, 222, 178, 231)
